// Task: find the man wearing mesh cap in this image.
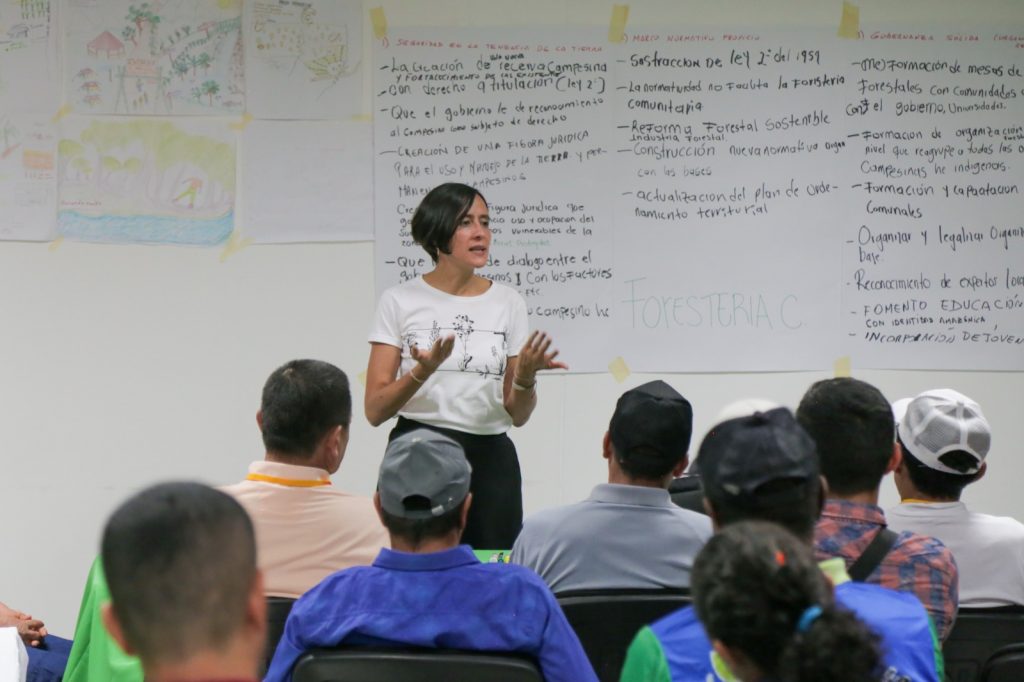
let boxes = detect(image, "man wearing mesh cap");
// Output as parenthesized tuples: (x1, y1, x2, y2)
(264, 428, 597, 682)
(888, 389, 1024, 608)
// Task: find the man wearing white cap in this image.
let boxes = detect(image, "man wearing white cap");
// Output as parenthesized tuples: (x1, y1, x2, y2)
(888, 389, 1024, 608)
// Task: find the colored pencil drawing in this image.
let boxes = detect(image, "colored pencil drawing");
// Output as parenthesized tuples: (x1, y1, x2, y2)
(0, 0, 57, 111)
(57, 118, 234, 245)
(245, 0, 361, 118)
(0, 112, 57, 240)
(64, 0, 243, 115)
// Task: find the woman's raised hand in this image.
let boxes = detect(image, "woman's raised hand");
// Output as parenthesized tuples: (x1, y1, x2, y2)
(411, 335, 456, 376)
(514, 331, 568, 385)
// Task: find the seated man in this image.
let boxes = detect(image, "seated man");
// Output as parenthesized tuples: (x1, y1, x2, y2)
(265, 429, 597, 682)
(888, 389, 1024, 607)
(621, 408, 941, 682)
(221, 359, 387, 598)
(511, 380, 711, 592)
(797, 378, 958, 640)
(100, 482, 266, 682)
(0, 601, 71, 682)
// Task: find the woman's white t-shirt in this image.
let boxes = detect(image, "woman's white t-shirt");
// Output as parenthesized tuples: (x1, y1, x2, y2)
(368, 277, 529, 435)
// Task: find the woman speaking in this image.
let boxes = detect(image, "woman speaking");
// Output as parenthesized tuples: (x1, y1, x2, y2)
(365, 183, 566, 549)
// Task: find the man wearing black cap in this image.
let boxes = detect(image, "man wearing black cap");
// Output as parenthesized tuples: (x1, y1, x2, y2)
(620, 408, 941, 682)
(510, 380, 712, 593)
(264, 428, 597, 682)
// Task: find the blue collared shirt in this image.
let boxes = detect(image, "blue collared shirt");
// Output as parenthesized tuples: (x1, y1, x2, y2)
(264, 545, 597, 682)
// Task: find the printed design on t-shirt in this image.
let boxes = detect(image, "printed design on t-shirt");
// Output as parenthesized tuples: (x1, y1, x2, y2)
(404, 314, 509, 380)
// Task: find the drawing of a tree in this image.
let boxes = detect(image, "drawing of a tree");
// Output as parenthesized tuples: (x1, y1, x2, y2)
(125, 3, 160, 49)
(71, 156, 92, 181)
(75, 120, 234, 210)
(172, 56, 189, 80)
(196, 53, 212, 75)
(99, 155, 121, 185)
(200, 80, 219, 105)
(58, 138, 84, 179)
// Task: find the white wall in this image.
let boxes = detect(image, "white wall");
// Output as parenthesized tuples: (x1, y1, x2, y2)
(1, 0, 1022, 636)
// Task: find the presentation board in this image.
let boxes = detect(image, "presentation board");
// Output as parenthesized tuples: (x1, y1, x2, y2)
(373, 26, 1024, 371)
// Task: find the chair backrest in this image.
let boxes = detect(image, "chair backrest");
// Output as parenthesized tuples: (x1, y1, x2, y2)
(263, 597, 297, 673)
(943, 606, 1024, 682)
(981, 643, 1024, 682)
(557, 588, 691, 682)
(291, 648, 544, 682)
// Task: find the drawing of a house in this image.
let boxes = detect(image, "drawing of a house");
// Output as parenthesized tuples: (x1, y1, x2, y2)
(8, 24, 29, 39)
(87, 31, 125, 58)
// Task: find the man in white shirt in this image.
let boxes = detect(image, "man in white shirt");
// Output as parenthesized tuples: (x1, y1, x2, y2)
(221, 359, 387, 598)
(888, 388, 1024, 607)
(510, 381, 712, 593)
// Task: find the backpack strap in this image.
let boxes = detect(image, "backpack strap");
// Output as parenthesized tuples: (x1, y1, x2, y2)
(848, 527, 898, 582)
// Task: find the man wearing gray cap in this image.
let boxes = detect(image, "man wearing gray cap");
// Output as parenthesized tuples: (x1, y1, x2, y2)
(510, 380, 711, 593)
(888, 389, 1024, 607)
(264, 428, 597, 682)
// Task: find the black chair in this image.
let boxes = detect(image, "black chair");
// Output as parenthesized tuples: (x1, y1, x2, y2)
(980, 643, 1024, 682)
(291, 647, 544, 682)
(943, 606, 1024, 682)
(557, 588, 691, 682)
(667, 475, 707, 516)
(264, 597, 297, 673)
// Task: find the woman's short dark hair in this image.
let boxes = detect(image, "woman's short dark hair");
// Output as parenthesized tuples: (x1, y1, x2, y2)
(411, 183, 487, 263)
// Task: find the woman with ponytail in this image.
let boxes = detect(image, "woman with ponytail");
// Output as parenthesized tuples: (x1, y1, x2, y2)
(692, 520, 882, 682)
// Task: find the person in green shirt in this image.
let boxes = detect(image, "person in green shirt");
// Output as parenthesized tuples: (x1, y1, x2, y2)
(100, 482, 267, 682)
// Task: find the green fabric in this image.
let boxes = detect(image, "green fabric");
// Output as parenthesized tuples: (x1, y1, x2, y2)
(472, 549, 511, 563)
(818, 556, 852, 586)
(63, 557, 143, 682)
(619, 625, 671, 682)
(930, 617, 944, 681)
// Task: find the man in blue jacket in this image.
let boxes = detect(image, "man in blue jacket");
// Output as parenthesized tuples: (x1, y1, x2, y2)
(266, 428, 597, 682)
(621, 407, 942, 682)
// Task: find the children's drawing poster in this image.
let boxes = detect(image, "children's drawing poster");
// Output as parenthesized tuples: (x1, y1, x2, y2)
(0, 113, 57, 241)
(244, 0, 362, 119)
(0, 0, 59, 112)
(58, 116, 235, 245)
(63, 0, 244, 116)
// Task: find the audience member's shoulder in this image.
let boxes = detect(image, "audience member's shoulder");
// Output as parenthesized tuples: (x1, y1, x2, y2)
(473, 560, 561, 599)
(894, 529, 958, 571)
(298, 564, 374, 598)
(969, 509, 1024, 534)
(838, 579, 932, 613)
(668, 504, 713, 531)
(648, 602, 701, 641)
(518, 500, 585, 534)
